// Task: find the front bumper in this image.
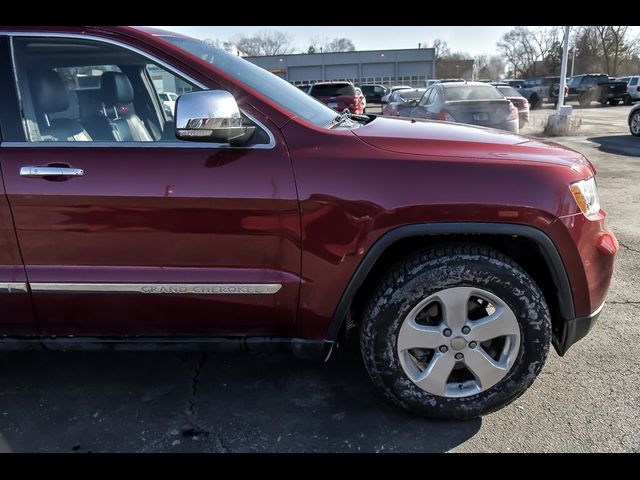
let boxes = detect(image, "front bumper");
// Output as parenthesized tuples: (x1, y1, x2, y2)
(552, 212, 618, 355)
(553, 301, 605, 356)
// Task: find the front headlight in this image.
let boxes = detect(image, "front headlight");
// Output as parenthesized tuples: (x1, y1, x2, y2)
(570, 177, 601, 217)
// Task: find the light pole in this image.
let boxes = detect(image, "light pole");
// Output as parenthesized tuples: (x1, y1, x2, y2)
(571, 39, 576, 77)
(557, 25, 571, 114)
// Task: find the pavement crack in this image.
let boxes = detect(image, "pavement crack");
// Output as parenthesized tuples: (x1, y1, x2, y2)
(187, 352, 207, 418)
(217, 433, 231, 453)
(618, 241, 640, 255)
(608, 300, 640, 305)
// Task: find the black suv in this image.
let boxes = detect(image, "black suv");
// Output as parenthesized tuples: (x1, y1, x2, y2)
(566, 74, 628, 107)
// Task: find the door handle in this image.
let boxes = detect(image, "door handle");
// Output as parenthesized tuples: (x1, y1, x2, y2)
(20, 166, 84, 178)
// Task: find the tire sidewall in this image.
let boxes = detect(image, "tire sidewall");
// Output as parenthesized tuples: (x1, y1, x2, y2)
(361, 251, 551, 419)
(631, 112, 640, 137)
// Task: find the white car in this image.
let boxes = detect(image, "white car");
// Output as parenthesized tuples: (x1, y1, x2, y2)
(616, 76, 640, 105)
(354, 87, 367, 112)
(158, 91, 178, 115)
(381, 86, 412, 104)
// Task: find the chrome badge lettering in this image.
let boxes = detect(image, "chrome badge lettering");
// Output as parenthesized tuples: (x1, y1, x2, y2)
(30, 283, 283, 295)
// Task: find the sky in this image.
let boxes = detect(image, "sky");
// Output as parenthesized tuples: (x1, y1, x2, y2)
(153, 26, 516, 56)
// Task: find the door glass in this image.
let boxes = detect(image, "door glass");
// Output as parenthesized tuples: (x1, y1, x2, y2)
(11, 36, 200, 143)
(11, 36, 270, 146)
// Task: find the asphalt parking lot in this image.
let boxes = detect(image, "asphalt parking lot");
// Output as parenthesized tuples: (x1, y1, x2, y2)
(0, 103, 638, 453)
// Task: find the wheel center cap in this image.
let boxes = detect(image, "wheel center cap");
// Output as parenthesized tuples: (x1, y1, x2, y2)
(450, 337, 467, 351)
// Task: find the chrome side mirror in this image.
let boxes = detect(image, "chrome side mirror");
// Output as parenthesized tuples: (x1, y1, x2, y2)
(175, 90, 253, 144)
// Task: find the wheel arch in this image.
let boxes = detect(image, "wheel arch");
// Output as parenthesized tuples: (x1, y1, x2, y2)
(325, 223, 575, 353)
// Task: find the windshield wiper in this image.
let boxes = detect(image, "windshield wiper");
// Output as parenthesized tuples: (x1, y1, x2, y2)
(330, 110, 371, 129)
(330, 111, 354, 128)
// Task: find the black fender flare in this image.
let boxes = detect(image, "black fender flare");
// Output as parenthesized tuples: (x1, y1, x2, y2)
(324, 222, 575, 343)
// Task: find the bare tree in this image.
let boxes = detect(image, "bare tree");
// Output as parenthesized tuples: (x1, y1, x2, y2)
(497, 26, 561, 77)
(570, 26, 639, 75)
(431, 38, 451, 59)
(325, 38, 356, 52)
(234, 30, 296, 56)
(203, 38, 234, 53)
(594, 26, 639, 75)
(475, 54, 505, 80)
(307, 36, 356, 53)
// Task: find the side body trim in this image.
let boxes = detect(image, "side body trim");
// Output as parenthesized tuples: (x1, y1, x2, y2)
(29, 283, 282, 295)
(0, 282, 28, 293)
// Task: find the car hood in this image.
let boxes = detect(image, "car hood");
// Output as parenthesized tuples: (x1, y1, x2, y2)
(352, 116, 592, 170)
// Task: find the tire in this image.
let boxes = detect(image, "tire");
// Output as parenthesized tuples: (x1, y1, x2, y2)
(630, 111, 640, 137)
(529, 94, 541, 110)
(360, 244, 551, 419)
(608, 100, 620, 106)
(579, 94, 591, 108)
(624, 94, 632, 106)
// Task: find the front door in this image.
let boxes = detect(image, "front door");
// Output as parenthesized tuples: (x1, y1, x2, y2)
(0, 34, 301, 337)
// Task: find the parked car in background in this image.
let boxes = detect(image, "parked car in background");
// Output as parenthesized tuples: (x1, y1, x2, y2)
(158, 91, 177, 115)
(0, 25, 618, 421)
(382, 88, 426, 116)
(381, 85, 413, 104)
(616, 75, 640, 105)
(504, 79, 525, 89)
(629, 103, 640, 137)
(308, 81, 364, 114)
(359, 84, 388, 103)
(493, 84, 530, 129)
(518, 76, 562, 109)
(408, 82, 520, 132)
(427, 79, 466, 87)
(566, 74, 628, 107)
(355, 87, 367, 113)
(296, 84, 312, 94)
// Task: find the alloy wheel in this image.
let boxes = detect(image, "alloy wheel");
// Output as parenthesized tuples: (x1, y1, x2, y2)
(397, 287, 521, 398)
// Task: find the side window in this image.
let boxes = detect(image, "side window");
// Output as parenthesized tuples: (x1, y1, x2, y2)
(630, 78, 638, 86)
(419, 88, 434, 107)
(146, 64, 195, 121)
(11, 36, 204, 144)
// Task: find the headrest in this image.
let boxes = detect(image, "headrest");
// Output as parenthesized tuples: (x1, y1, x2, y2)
(31, 70, 69, 114)
(101, 71, 134, 104)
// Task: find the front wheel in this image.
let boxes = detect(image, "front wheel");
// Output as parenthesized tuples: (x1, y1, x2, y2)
(630, 110, 640, 137)
(360, 244, 551, 419)
(579, 94, 591, 108)
(624, 94, 632, 106)
(609, 99, 620, 106)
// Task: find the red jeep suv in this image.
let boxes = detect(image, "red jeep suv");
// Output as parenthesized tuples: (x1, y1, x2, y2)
(0, 26, 617, 419)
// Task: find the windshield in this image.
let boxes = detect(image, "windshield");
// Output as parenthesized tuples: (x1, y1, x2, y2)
(497, 86, 523, 97)
(311, 84, 355, 97)
(154, 34, 338, 127)
(444, 85, 504, 101)
(398, 89, 426, 101)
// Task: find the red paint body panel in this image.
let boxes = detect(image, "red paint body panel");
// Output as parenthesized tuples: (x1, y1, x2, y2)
(0, 168, 37, 334)
(0, 138, 301, 336)
(0, 26, 617, 345)
(554, 212, 617, 313)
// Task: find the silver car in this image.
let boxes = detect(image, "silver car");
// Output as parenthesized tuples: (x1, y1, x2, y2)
(616, 76, 640, 105)
(408, 82, 519, 133)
